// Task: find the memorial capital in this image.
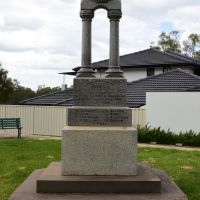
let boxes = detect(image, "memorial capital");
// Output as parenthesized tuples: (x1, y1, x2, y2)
(80, 10, 94, 20)
(108, 10, 122, 21)
(78, 0, 123, 78)
(81, 0, 121, 11)
(93, 0, 110, 3)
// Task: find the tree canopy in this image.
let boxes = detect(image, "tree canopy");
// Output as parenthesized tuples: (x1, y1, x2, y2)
(0, 64, 61, 105)
(182, 33, 200, 59)
(36, 85, 61, 97)
(151, 31, 200, 60)
(0, 64, 14, 104)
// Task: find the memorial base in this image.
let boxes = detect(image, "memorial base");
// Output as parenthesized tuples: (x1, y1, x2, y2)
(9, 162, 188, 200)
(62, 126, 137, 176)
(37, 162, 161, 193)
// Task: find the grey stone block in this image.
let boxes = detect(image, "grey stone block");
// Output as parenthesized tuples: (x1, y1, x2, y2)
(9, 166, 188, 200)
(81, 0, 121, 11)
(73, 78, 127, 107)
(37, 162, 161, 194)
(68, 107, 132, 126)
(62, 126, 137, 176)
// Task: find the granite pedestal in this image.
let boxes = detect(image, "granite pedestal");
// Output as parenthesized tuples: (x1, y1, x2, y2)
(62, 77, 137, 176)
(73, 78, 127, 106)
(9, 0, 188, 199)
(37, 162, 161, 193)
(9, 164, 187, 200)
(62, 126, 137, 176)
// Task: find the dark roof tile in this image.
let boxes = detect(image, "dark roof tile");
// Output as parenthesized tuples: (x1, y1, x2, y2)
(72, 49, 200, 71)
(20, 69, 200, 108)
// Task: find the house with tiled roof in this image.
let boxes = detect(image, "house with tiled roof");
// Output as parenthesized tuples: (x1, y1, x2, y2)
(20, 49, 200, 108)
(20, 69, 200, 108)
(61, 48, 200, 82)
(127, 68, 200, 108)
(17, 49, 200, 134)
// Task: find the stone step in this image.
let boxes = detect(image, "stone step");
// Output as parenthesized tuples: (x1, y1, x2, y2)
(37, 162, 161, 194)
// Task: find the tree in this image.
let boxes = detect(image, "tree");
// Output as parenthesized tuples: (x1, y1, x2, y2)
(0, 64, 14, 104)
(0, 64, 62, 104)
(7, 79, 36, 104)
(7, 84, 61, 105)
(150, 31, 181, 53)
(36, 85, 61, 96)
(151, 31, 200, 60)
(182, 33, 200, 59)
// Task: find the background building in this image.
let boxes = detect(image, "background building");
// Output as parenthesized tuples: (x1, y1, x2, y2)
(62, 48, 200, 82)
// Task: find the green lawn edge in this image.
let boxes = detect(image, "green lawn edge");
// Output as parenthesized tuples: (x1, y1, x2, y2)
(0, 139, 199, 200)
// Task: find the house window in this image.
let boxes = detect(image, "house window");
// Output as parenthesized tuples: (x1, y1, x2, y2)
(163, 67, 171, 73)
(147, 68, 155, 77)
(194, 68, 200, 76)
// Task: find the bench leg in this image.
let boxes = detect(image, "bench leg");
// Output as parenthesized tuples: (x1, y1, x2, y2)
(18, 128, 21, 138)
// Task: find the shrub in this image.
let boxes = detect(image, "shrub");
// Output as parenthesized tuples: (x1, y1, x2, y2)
(138, 125, 200, 147)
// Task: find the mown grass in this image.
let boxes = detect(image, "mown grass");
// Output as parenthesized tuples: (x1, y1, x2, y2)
(138, 148, 200, 200)
(0, 139, 199, 200)
(0, 139, 61, 200)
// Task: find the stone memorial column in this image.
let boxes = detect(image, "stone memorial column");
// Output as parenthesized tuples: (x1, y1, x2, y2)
(106, 10, 124, 78)
(77, 10, 95, 77)
(62, 0, 137, 177)
(9, 0, 189, 198)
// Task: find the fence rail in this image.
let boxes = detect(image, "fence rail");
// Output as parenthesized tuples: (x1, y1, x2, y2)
(0, 105, 146, 136)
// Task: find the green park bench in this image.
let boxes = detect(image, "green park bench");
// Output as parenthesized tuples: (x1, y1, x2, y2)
(0, 118, 22, 138)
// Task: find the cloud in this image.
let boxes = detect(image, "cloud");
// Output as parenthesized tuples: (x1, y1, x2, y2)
(0, 15, 43, 31)
(0, 0, 199, 90)
(167, 5, 200, 33)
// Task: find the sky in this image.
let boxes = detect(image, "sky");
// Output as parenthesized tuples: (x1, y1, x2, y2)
(0, 0, 200, 90)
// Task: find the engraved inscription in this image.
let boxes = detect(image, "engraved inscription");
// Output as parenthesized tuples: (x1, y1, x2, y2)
(68, 108, 132, 126)
(74, 79, 127, 106)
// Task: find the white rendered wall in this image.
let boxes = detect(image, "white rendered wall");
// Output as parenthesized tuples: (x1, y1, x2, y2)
(95, 67, 194, 82)
(95, 70, 105, 78)
(146, 92, 200, 133)
(123, 68, 147, 82)
(155, 68, 163, 75)
(95, 68, 147, 81)
(181, 67, 194, 74)
(96, 67, 184, 82)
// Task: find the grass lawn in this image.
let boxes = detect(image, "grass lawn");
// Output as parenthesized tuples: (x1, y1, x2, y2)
(0, 139, 199, 200)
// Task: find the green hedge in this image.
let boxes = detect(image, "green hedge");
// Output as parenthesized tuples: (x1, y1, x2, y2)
(138, 126, 200, 147)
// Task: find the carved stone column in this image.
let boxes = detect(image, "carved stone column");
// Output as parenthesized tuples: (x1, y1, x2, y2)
(106, 10, 124, 78)
(77, 10, 95, 77)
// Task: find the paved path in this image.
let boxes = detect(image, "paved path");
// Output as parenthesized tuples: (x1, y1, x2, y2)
(0, 133, 200, 151)
(0, 133, 61, 140)
(138, 143, 200, 151)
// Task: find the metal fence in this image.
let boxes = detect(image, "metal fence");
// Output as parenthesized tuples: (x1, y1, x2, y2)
(0, 105, 146, 137)
(132, 108, 146, 128)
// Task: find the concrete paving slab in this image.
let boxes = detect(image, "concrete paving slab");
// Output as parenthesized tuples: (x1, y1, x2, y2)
(9, 167, 188, 200)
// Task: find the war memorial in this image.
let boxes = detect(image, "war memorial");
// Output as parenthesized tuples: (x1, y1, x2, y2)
(10, 0, 188, 199)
